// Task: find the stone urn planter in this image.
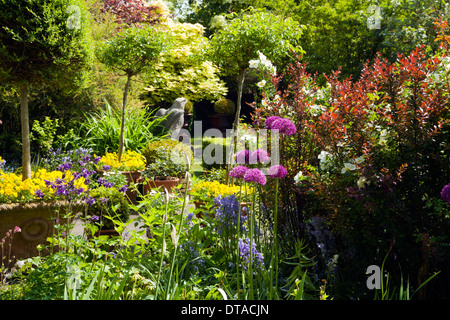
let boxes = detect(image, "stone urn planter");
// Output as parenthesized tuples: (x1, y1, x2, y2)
(0, 201, 83, 261)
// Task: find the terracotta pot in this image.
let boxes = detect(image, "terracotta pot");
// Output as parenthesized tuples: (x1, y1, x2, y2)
(143, 178, 180, 194)
(121, 170, 142, 204)
(0, 201, 83, 261)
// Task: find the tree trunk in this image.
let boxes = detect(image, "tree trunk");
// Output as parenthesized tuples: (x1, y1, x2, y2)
(118, 75, 132, 162)
(19, 82, 31, 181)
(226, 70, 246, 184)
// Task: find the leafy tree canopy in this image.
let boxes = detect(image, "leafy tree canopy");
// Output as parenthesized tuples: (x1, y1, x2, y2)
(0, 0, 94, 89)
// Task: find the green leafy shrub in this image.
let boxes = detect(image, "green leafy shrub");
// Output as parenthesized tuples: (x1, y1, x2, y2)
(141, 138, 193, 168)
(142, 150, 186, 180)
(73, 101, 167, 155)
(88, 185, 130, 230)
(213, 98, 235, 114)
(142, 21, 227, 109)
(201, 137, 227, 171)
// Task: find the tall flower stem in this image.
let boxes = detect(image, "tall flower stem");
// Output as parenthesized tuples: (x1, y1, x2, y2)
(270, 179, 279, 299)
(167, 171, 190, 299)
(235, 184, 243, 299)
(248, 182, 257, 300)
(155, 192, 169, 299)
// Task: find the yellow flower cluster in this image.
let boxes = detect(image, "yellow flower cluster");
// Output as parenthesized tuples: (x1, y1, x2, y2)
(97, 151, 146, 172)
(191, 181, 251, 200)
(0, 169, 85, 204)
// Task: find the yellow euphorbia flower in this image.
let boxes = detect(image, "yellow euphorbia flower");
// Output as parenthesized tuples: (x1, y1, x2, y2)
(97, 150, 146, 172)
(191, 181, 252, 201)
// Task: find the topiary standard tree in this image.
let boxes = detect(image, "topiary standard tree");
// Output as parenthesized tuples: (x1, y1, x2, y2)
(207, 8, 304, 179)
(97, 25, 172, 162)
(0, 0, 94, 180)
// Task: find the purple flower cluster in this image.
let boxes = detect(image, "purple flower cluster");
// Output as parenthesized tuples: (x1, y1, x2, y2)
(244, 168, 267, 185)
(265, 116, 281, 129)
(265, 116, 296, 136)
(44, 174, 86, 200)
(268, 165, 287, 179)
(238, 238, 264, 270)
(249, 149, 270, 164)
(229, 163, 288, 185)
(180, 240, 205, 272)
(229, 165, 249, 179)
(441, 183, 450, 203)
(235, 149, 250, 164)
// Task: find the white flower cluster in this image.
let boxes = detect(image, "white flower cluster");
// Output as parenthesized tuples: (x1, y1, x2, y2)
(249, 51, 277, 79)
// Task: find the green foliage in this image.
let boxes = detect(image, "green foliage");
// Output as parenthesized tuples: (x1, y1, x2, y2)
(88, 185, 131, 230)
(0, 0, 94, 87)
(208, 8, 304, 77)
(377, 0, 448, 61)
(142, 21, 227, 108)
(141, 138, 193, 167)
(97, 24, 171, 78)
(142, 149, 187, 179)
(214, 98, 235, 114)
(201, 137, 227, 171)
(141, 138, 192, 179)
(30, 116, 60, 156)
(70, 101, 167, 155)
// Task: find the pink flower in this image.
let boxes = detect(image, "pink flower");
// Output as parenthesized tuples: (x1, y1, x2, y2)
(229, 166, 249, 179)
(235, 149, 250, 164)
(244, 168, 267, 185)
(250, 149, 270, 164)
(265, 116, 281, 129)
(13, 226, 21, 233)
(441, 183, 450, 203)
(268, 165, 287, 179)
(271, 118, 296, 136)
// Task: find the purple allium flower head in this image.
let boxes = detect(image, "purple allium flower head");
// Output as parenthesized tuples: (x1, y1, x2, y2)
(271, 118, 296, 135)
(249, 149, 270, 164)
(268, 165, 288, 179)
(102, 165, 111, 171)
(441, 183, 450, 203)
(244, 168, 267, 185)
(119, 185, 128, 193)
(35, 189, 45, 199)
(229, 166, 248, 179)
(265, 116, 281, 129)
(91, 215, 100, 222)
(100, 197, 109, 204)
(235, 149, 250, 164)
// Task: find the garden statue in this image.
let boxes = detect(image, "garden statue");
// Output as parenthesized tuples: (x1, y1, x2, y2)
(156, 97, 188, 140)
